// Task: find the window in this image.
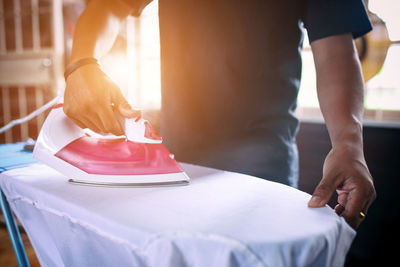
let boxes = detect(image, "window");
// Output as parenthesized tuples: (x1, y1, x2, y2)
(107, 0, 399, 123)
(298, 0, 400, 123)
(102, 1, 161, 111)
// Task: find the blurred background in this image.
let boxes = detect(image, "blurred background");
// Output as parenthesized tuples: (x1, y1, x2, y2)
(0, 0, 399, 142)
(0, 0, 399, 266)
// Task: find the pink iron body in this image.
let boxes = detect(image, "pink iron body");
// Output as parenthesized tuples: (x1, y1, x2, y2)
(33, 105, 189, 186)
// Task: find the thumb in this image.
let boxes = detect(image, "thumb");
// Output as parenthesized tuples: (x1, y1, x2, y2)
(308, 174, 340, 208)
(111, 88, 141, 118)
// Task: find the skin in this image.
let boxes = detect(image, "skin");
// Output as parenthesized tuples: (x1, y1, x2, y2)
(64, 0, 376, 229)
(309, 34, 376, 228)
(64, 0, 139, 136)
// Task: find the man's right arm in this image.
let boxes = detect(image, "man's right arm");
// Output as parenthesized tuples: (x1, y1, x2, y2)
(64, 0, 141, 135)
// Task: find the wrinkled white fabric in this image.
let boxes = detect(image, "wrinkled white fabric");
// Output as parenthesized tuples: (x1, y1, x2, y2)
(0, 163, 355, 267)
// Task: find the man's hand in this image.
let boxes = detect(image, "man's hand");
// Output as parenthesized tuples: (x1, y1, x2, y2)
(64, 64, 140, 135)
(309, 33, 377, 229)
(308, 140, 376, 229)
(62, 0, 141, 135)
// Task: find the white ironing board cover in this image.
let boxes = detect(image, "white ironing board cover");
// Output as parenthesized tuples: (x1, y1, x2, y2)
(0, 163, 355, 267)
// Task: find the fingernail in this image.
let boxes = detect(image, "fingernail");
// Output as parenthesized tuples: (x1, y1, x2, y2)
(133, 109, 141, 116)
(119, 105, 141, 118)
(135, 114, 142, 122)
(121, 102, 132, 109)
(308, 196, 322, 207)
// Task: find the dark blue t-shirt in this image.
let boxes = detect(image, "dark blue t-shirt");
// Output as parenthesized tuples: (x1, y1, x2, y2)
(125, 0, 371, 187)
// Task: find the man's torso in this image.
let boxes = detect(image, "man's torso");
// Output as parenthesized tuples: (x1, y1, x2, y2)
(158, 0, 305, 186)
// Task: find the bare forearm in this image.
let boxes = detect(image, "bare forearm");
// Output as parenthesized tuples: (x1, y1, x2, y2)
(64, 0, 140, 135)
(69, 0, 132, 65)
(311, 33, 364, 148)
(308, 34, 375, 229)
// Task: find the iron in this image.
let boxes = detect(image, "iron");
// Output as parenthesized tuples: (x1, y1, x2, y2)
(33, 105, 189, 186)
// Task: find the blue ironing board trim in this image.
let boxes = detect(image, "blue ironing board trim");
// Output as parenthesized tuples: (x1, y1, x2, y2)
(0, 189, 30, 267)
(0, 142, 34, 267)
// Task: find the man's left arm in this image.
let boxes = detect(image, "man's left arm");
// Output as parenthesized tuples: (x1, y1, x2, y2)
(308, 33, 376, 229)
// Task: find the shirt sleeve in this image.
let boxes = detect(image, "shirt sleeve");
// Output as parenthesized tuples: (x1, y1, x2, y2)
(120, 0, 153, 17)
(303, 0, 372, 43)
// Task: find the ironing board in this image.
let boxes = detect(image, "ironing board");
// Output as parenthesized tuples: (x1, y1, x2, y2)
(0, 144, 356, 267)
(0, 142, 36, 267)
